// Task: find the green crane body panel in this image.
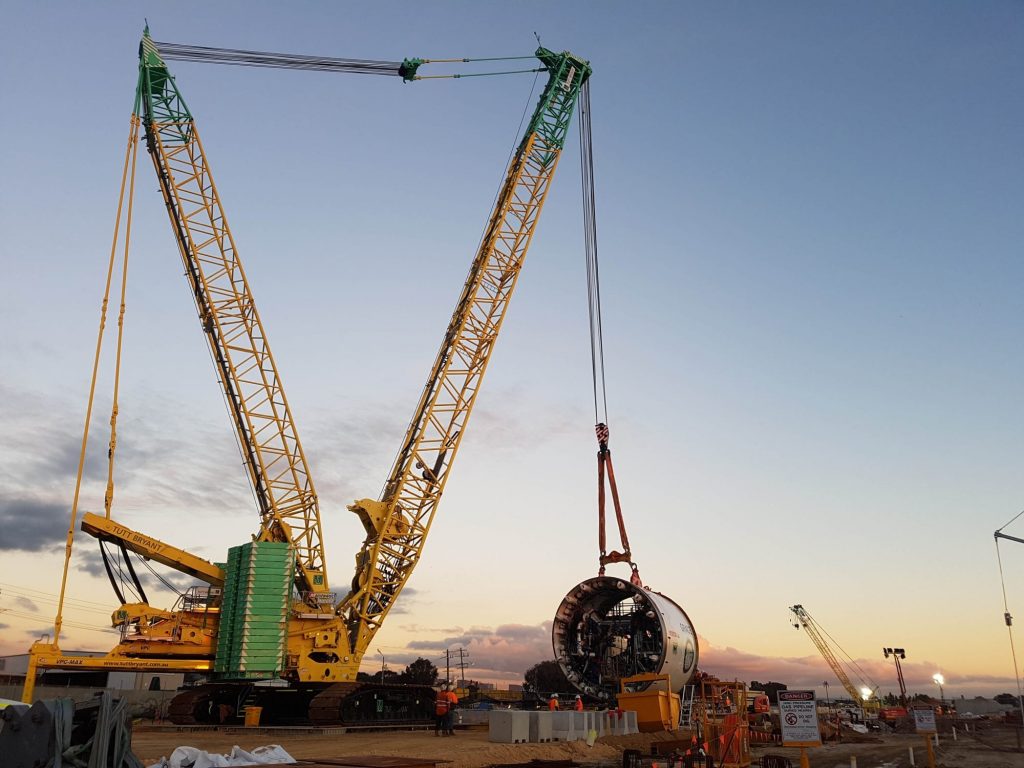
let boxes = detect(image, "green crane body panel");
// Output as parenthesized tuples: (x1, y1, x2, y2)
(215, 541, 294, 679)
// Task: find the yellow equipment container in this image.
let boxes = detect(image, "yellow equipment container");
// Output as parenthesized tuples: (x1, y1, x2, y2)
(617, 673, 680, 732)
(244, 706, 263, 727)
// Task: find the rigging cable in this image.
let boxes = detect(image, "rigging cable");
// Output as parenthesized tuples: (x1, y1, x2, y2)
(579, 80, 640, 585)
(807, 611, 880, 693)
(994, 509, 1024, 724)
(133, 551, 186, 597)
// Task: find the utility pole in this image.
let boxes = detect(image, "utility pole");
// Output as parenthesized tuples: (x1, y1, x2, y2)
(455, 647, 470, 688)
(445, 648, 451, 686)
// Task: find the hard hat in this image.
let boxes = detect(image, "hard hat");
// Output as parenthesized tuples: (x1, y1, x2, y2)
(575, 694, 582, 699)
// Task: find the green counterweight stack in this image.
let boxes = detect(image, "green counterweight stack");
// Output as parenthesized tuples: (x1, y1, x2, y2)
(215, 541, 293, 678)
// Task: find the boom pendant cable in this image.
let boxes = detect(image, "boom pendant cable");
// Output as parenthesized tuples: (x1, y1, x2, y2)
(153, 41, 544, 81)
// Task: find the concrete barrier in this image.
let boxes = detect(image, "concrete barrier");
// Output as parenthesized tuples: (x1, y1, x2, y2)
(622, 710, 639, 734)
(529, 711, 554, 742)
(551, 710, 578, 741)
(488, 710, 530, 743)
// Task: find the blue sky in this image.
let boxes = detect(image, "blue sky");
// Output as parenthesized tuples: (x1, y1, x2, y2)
(1, 2, 1022, 698)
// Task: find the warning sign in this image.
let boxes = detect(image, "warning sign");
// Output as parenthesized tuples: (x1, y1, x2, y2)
(913, 706, 937, 734)
(778, 690, 822, 747)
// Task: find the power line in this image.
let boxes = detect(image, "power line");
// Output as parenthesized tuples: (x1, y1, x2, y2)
(0, 582, 114, 611)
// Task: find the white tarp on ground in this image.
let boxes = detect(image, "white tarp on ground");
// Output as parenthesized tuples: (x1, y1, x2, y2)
(147, 744, 295, 768)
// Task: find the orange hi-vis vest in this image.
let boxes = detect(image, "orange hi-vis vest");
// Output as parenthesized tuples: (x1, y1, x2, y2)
(436, 690, 457, 716)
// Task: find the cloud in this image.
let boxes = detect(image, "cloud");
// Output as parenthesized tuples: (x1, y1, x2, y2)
(403, 622, 554, 682)
(387, 624, 1024, 695)
(0, 496, 69, 551)
(14, 596, 39, 612)
(698, 639, 1024, 695)
(0, 623, 9, 630)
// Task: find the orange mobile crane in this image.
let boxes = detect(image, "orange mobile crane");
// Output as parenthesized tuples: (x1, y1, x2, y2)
(24, 29, 591, 725)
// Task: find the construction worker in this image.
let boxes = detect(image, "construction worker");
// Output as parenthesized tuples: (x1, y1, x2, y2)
(548, 693, 559, 711)
(574, 694, 584, 712)
(443, 684, 459, 735)
(435, 683, 452, 736)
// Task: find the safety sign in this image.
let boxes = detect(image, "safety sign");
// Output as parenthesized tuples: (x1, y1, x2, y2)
(778, 689, 822, 747)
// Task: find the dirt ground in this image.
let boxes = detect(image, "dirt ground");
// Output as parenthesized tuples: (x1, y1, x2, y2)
(131, 724, 1024, 768)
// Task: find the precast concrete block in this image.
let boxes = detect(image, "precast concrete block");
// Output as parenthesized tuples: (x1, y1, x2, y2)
(573, 711, 589, 735)
(551, 710, 577, 741)
(622, 710, 639, 735)
(488, 710, 530, 743)
(608, 711, 626, 736)
(529, 711, 554, 742)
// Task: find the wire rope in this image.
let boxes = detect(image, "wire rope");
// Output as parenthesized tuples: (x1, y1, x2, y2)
(132, 551, 186, 597)
(810, 613, 880, 692)
(153, 41, 405, 75)
(578, 80, 607, 426)
(153, 42, 543, 80)
(995, 532, 1024, 723)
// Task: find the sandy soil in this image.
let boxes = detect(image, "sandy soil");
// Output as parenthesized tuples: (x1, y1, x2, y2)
(131, 724, 1024, 768)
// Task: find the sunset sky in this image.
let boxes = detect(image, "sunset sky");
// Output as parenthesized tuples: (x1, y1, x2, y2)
(1, 2, 1022, 703)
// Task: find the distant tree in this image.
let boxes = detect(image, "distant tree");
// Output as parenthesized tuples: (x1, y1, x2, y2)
(400, 657, 439, 686)
(356, 672, 373, 682)
(369, 668, 401, 685)
(524, 661, 573, 694)
(995, 693, 1021, 705)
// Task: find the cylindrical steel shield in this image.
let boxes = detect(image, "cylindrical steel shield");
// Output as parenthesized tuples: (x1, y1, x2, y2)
(551, 576, 698, 700)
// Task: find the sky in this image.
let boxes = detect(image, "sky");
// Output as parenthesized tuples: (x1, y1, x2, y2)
(1, 2, 1022, 702)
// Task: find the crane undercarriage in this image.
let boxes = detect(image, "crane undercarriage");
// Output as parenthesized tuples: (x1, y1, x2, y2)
(167, 681, 435, 727)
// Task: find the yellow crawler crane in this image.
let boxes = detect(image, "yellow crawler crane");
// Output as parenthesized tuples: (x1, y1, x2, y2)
(24, 30, 591, 726)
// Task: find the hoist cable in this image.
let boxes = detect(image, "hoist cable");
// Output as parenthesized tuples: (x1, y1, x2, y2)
(995, 531, 1024, 723)
(579, 80, 607, 425)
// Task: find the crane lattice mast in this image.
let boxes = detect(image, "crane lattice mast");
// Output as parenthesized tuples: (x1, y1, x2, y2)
(340, 48, 592, 656)
(790, 604, 877, 705)
(138, 30, 328, 597)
